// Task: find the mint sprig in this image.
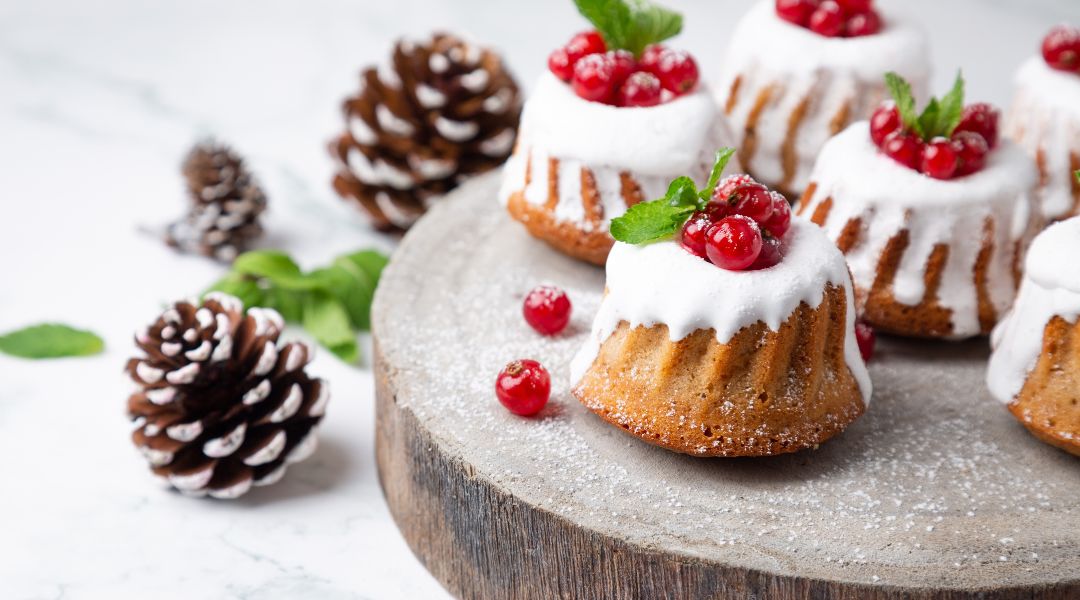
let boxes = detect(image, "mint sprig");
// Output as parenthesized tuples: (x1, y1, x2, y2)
(885, 71, 966, 142)
(0, 323, 104, 359)
(206, 248, 389, 363)
(573, 0, 683, 57)
(610, 148, 735, 244)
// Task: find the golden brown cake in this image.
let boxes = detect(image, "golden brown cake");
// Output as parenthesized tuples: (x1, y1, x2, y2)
(988, 217, 1080, 456)
(570, 219, 871, 457)
(798, 122, 1039, 339)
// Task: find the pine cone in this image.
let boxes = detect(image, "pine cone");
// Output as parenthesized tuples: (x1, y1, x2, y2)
(166, 141, 267, 262)
(126, 293, 327, 499)
(331, 32, 522, 232)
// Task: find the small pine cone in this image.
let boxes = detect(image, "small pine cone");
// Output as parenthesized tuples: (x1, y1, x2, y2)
(166, 141, 267, 262)
(331, 32, 522, 232)
(126, 293, 328, 499)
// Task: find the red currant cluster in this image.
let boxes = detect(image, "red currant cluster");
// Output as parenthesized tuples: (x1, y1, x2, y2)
(870, 102, 1000, 180)
(1042, 25, 1080, 74)
(548, 31, 700, 106)
(776, 0, 881, 38)
(679, 175, 792, 271)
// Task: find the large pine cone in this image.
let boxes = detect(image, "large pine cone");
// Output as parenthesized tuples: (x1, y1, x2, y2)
(166, 141, 267, 262)
(331, 32, 522, 232)
(126, 293, 327, 499)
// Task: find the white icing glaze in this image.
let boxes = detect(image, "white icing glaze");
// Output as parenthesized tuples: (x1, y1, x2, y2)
(569, 218, 872, 402)
(716, 0, 930, 193)
(499, 72, 736, 235)
(800, 122, 1038, 339)
(987, 217, 1080, 402)
(1006, 56, 1080, 221)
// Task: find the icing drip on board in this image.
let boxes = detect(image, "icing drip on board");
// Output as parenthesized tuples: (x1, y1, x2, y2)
(800, 122, 1038, 339)
(570, 218, 872, 402)
(988, 217, 1080, 402)
(1005, 56, 1080, 221)
(716, 0, 930, 194)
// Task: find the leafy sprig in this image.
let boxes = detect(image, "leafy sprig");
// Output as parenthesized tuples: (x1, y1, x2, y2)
(206, 248, 389, 363)
(573, 0, 683, 57)
(0, 323, 104, 359)
(885, 71, 965, 142)
(610, 148, 735, 244)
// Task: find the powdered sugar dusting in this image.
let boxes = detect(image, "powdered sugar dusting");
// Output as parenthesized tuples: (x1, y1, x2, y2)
(374, 175, 1080, 589)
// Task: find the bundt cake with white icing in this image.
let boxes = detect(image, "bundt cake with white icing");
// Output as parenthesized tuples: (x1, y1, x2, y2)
(571, 154, 871, 457)
(499, 0, 740, 265)
(717, 0, 930, 198)
(988, 213, 1080, 456)
(1005, 26, 1080, 222)
(798, 74, 1039, 339)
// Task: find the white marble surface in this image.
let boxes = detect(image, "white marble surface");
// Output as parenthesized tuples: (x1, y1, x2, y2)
(0, 1, 1075, 598)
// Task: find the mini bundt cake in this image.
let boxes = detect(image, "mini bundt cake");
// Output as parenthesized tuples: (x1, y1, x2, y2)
(1005, 26, 1080, 222)
(988, 215, 1080, 456)
(798, 73, 1039, 339)
(717, 0, 930, 198)
(571, 163, 871, 456)
(499, 2, 739, 265)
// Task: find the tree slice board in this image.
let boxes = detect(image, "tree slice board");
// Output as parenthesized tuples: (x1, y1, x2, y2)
(372, 173, 1080, 600)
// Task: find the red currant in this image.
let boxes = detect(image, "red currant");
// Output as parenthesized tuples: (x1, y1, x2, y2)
(809, 1, 844, 38)
(728, 182, 775, 224)
(751, 233, 783, 270)
(881, 131, 922, 170)
(855, 322, 875, 361)
(954, 103, 1000, 148)
(776, 0, 819, 26)
(548, 48, 575, 81)
(608, 50, 636, 86)
(679, 212, 713, 258)
(1042, 25, 1080, 73)
(835, 0, 872, 12)
(952, 131, 990, 177)
(844, 10, 881, 37)
(572, 54, 617, 103)
(638, 44, 666, 73)
(711, 174, 756, 208)
(920, 138, 959, 180)
(495, 359, 550, 417)
(761, 192, 792, 238)
(869, 102, 901, 147)
(523, 285, 572, 336)
(616, 71, 662, 107)
(705, 216, 763, 271)
(568, 30, 607, 57)
(653, 49, 699, 95)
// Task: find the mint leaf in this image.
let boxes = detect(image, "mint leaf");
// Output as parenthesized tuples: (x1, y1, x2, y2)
(917, 98, 941, 141)
(665, 176, 700, 208)
(333, 251, 388, 331)
(574, 0, 682, 57)
(701, 148, 737, 200)
(206, 273, 267, 308)
(302, 291, 359, 363)
(885, 72, 923, 139)
(1075, 170, 1080, 186)
(0, 323, 104, 359)
(610, 200, 695, 244)
(935, 72, 965, 138)
(232, 250, 306, 287)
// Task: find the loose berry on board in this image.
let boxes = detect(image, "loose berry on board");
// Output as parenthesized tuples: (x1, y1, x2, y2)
(869, 102, 901, 147)
(855, 322, 876, 361)
(808, 1, 844, 38)
(705, 215, 763, 271)
(761, 192, 792, 238)
(728, 182, 775, 224)
(954, 103, 1000, 148)
(653, 48, 699, 95)
(751, 233, 783, 270)
(523, 286, 572, 336)
(617, 71, 662, 107)
(679, 212, 713, 258)
(572, 53, 617, 103)
(844, 10, 881, 37)
(1041, 25, 1080, 73)
(920, 138, 959, 180)
(952, 131, 990, 177)
(496, 359, 551, 417)
(776, 0, 819, 27)
(882, 131, 922, 170)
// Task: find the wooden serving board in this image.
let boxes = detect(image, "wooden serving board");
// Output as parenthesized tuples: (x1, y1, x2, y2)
(372, 173, 1079, 600)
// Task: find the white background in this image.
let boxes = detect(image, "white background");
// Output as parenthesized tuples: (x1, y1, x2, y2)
(0, 0, 1076, 598)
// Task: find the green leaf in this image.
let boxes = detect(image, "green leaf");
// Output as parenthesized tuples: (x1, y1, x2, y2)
(574, 0, 631, 50)
(701, 148, 737, 201)
(664, 176, 701, 208)
(232, 250, 301, 280)
(1075, 170, 1080, 186)
(268, 287, 304, 323)
(610, 199, 695, 244)
(0, 323, 104, 359)
(934, 71, 965, 138)
(917, 98, 941, 141)
(205, 274, 266, 309)
(574, 0, 682, 57)
(302, 291, 359, 363)
(885, 72, 923, 139)
(339, 250, 390, 285)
